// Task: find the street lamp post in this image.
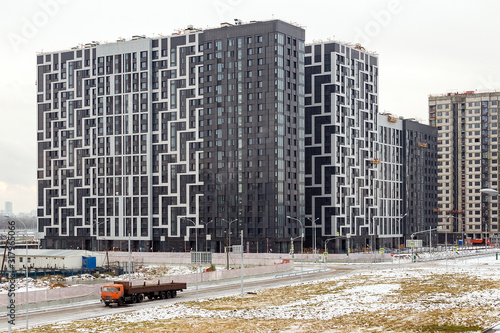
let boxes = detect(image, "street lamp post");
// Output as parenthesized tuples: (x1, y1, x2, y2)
(324, 235, 348, 253)
(396, 213, 407, 251)
(410, 226, 442, 261)
(446, 215, 462, 249)
(181, 217, 200, 300)
(201, 220, 213, 252)
(94, 220, 107, 252)
(306, 217, 319, 263)
(290, 235, 301, 258)
(287, 216, 304, 283)
(372, 217, 377, 254)
(128, 226, 131, 283)
(222, 219, 238, 270)
(181, 217, 199, 253)
(324, 237, 342, 263)
(481, 188, 498, 249)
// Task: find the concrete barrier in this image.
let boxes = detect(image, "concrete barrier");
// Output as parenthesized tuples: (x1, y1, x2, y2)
(104, 251, 393, 266)
(105, 252, 293, 266)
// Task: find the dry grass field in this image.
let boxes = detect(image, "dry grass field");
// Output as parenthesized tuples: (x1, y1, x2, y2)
(24, 260, 500, 333)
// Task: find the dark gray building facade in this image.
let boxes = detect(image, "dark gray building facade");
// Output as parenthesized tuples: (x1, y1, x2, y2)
(402, 119, 438, 246)
(37, 20, 305, 253)
(304, 42, 380, 253)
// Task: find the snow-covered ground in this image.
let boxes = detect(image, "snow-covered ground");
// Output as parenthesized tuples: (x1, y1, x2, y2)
(27, 252, 500, 333)
(118, 263, 225, 280)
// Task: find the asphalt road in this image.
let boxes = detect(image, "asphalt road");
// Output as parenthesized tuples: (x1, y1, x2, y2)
(0, 265, 360, 332)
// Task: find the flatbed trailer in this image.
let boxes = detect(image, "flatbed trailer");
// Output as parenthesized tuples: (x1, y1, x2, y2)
(101, 280, 187, 306)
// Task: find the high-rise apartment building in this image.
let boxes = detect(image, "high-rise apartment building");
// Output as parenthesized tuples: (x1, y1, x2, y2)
(37, 20, 305, 252)
(376, 114, 404, 249)
(304, 42, 390, 252)
(429, 91, 500, 244)
(303, 39, 438, 252)
(401, 118, 438, 245)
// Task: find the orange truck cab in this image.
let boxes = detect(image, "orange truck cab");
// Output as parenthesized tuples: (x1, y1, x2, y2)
(101, 284, 125, 306)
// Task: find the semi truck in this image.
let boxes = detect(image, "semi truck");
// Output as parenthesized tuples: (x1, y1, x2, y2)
(101, 280, 187, 306)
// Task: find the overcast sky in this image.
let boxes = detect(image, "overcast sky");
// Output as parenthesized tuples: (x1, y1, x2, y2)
(1, 0, 499, 214)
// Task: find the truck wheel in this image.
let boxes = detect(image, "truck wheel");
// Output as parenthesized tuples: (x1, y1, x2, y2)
(137, 294, 144, 303)
(171, 290, 177, 298)
(166, 291, 172, 298)
(147, 293, 154, 300)
(104, 302, 110, 307)
(131, 295, 137, 303)
(118, 298, 124, 306)
(160, 291, 166, 299)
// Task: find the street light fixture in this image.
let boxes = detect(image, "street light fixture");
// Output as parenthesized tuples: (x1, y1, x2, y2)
(290, 235, 301, 258)
(222, 219, 238, 270)
(200, 220, 213, 252)
(93, 219, 107, 252)
(372, 217, 377, 254)
(180, 217, 199, 253)
(324, 236, 344, 254)
(115, 191, 131, 283)
(306, 217, 319, 262)
(480, 188, 499, 196)
(287, 216, 304, 283)
(128, 222, 131, 283)
(410, 226, 442, 261)
(397, 213, 407, 248)
(481, 188, 498, 248)
(446, 215, 463, 249)
(324, 234, 351, 254)
(181, 217, 200, 300)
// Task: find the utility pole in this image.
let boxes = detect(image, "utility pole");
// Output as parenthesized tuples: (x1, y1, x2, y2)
(128, 229, 131, 283)
(306, 217, 319, 263)
(225, 231, 229, 270)
(222, 219, 238, 270)
(240, 230, 244, 297)
(287, 216, 304, 283)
